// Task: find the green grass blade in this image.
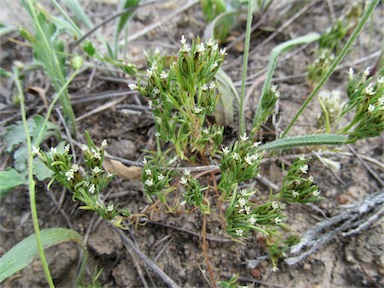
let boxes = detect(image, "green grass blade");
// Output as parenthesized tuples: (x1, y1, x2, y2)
(256, 134, 346, 152)
(252, 32, 321, 133)
(0, 228, 85, 282)
(281, 0, 380, 138)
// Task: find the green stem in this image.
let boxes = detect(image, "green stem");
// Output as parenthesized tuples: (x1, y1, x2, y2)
(14, 68, 55, 288)
(239, 0, 253, 136)
(281, 0, 380, 138)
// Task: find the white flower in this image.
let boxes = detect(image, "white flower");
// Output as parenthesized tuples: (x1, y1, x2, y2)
(300, 164, 309, 174)
(107, 172, 113, 177)
(312, 189, 320, 197)
(378, 96, 384, 106)
(89, 184, 95, 194)
(158, 174, 165, 181)
(292, 190, 299, 198)
(365, 84, 375, 95)
(233, 152, 240, 161)
(155, 116, 162, 124)
(145, 178, 154, 186)
(253, 141, 262, 147)
(81, 144, 88, 151)
(211, 62, 218, 70)
(206, 38, 214, 47)
(183, 169, 191, 177)
(155, 132, 161, 137)
(299, 154, 305, 161)
(244, 206, 251, 214)
(150, 62, 158, 71)
(249, 215, 257, 225)
(180, 200, 186, 207)
(194, 107, 203, 114)
(65, 144, 70, 152)
(196, 43, 205, 53)
(203, 127, 209, 134)
(238, 198, 247, 207)
(308, 175, 314, 182)
(32, 146, 40, 155)
(93, 151, 101, 160)
(222, 147, 230, 155)
(271, 266, 279, 272)
(271, 201, 279, 210)
(180, 177, 188, 185)
(128, 83, 138, 90)
(180, 35, 187, 45)
(50, 147, 57, 154)
(209, 82, 216, 89)
(220, 48, 227, 56)
(368, 104, 375, 112)
(245, 155, 254, 165)
(145, 169, 152, 175)
(142, 158, 147, 164)
(347, 67, 354, 80)
(72, 164, 79, 172)
(363, 67, 371, 77)
(212, 43, 218, 51)
(160, 71, 168, 79)
(274, 217, 283, 224)
(92, 166, 101, 174)
(107, 204, 114, 212)
(235, 229, 243, 237)
(240, 133, 248, 141)
(148, 100, 153, 109)
(65, 170, 74, 181)
(181, 44, 190, 53)
(146, 69, 153, 78)
(201, 84, 208, 91)
(101, 139, 108, 147)
(153, 88, 160, 95)
(378, 76, 384, 84)
(240, 189, 248, 196)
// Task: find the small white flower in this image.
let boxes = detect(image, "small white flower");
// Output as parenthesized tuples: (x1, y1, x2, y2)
(300, 164, 309, 174)
(196, 43, 205, 53)
(206, 38, 214, 47)
(146, 69, 153, 78)
(292, 190, 299, 198)
(244, 206, 251, 214)
(92, 166, 101, 174)
(101, 139, 107, 147)
(194, 107, 203, 114)
(238, 198, 247, 207)
(160, 71, 168, 79)
(240, 189, 248, 196)
(299, 154, 305, 161)
(235, 229, 243, 237)
(183, 169, 191, 177)
(201, 84, 208, 91)
(249, 215, 257, 225)
(158, 174, 165, 181)
(365, 84, 375, 95)
(65, 144, 70, 152)
(129, 83, 138, 90)
(220, 48, 227, 56)
(107, 204, 114, 212)
(363, 67, 371, 77)
(155, 132, 161, 137)
(271, 85, 278, 93)
(148, 100, 153, 109)
(240, 133, 249, 141)
(65, 170, 74, 181)
(378, 76, 384, 84)
(145, 169, 152, 175)
(222, 147, 230, 155)
(212, 43, 218, 51)
(347, 67, 354, 80)
(308, 175, 314, 182)
(203, 127, 209, 134)
(50, 147, 57, 154)
(180, 177, 188, 185)
(274, 217, 283, 224)
(153, 88, 160, 95)
(312, 189, 320, 197)
(180, 35, 187, 45)
(209, 82, 216, 89)
(180, 200, 186, 207)
(211, 62, 218, 70)
(378, 96, 384, 106)
(107, 172, 113, 177)
(245, 155, 254, 165)
(93, 151, 101, 160)
(145, 178, 154, 186)
(72, 164, 79, 172)
(368, 104, 375, 112)
(253, 141, 262, 147)
(32, 146, 39, 155)
(142, 158, 147, 164)
(271, 266, 279, 272)
(150, 62, 158, 71)
(81, 144, 88, 151)
(233, 152, 240, 161)
(271, 201, 279, 210)
(155, 116, 162, 124)
(181, 44, 190, 53)
(89, 184, 95, 194)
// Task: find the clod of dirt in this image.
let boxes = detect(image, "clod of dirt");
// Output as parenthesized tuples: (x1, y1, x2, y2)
(88, 221, 123, 257)
(107, 139, 137, 159)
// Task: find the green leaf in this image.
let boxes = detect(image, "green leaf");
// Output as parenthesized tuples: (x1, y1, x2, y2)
(33, 158, 54, 181)
(115, 0, 140, 38)
(4, 118, 35, 153)
(0, 228, 86, 282)
(83, 41, 96, 56)
(0, 168, 27, 198)
(0, 67, 12, 77)
(0, 22, 16, 37)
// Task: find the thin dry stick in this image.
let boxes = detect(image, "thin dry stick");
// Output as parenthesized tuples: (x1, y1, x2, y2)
(113, 226, 181, 288)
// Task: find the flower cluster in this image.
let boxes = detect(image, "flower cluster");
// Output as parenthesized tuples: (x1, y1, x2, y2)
(280, 156, 321, 203)
(225, 188, 284, 239)
(219, 134, 264, 200)
(129, 36, 226, 158)
(317, 89, 345, 131)
(37, 132, 130, 226)
(253, 85, 280, 133)
(179, 169, 209, 213)
(340, 68, 384, 143)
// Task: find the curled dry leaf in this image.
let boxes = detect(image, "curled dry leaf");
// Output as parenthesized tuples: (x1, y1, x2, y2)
(103, 158, 142, 180)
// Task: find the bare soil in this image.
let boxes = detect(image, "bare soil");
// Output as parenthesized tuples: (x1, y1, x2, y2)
(1, 1, 383, 287)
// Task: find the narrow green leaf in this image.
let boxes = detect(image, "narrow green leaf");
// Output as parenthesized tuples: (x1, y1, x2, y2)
(256, 134, 346, 152)
(116, 0, 140, 37)
(0, 168, 27, 198)
(0, 228, 85, 282)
